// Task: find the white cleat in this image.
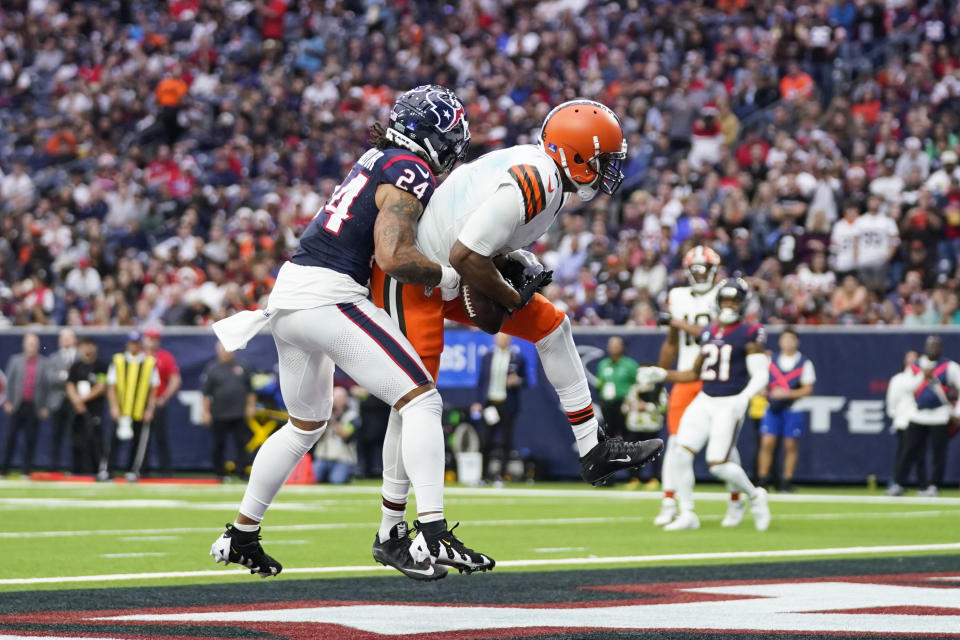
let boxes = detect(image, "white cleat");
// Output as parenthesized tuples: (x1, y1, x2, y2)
(721, 498, 747, 528)
(750, 487, 771, 531)
(663, 510, 700, 531)
(653, 497, 677, 526)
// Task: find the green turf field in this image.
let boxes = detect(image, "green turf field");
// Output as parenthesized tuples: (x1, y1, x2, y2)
(2, 479, 959, 592)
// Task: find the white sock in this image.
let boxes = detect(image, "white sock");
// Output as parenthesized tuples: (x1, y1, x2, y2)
(674, 446, 696, 513)
(233, 521, 259, 532)
(661, 436, 677, 494)
(535, 317, 599, 455)
(379, 409, 408, 542)
(726, 448, 742, 498)
(398, 390, 444, 517)
(709, 461, 756, 498)
(238, 422, 325, 522)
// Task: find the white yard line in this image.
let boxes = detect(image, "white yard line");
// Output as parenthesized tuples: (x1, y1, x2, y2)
(2, 542, 959, 586)
(100, 552, 167, 558)
(0, 510, 954, 540)
(3, 480, 960, 505)
(2, 509, 955, 540)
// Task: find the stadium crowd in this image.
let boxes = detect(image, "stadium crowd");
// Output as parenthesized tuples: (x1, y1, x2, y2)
(1, 0, 959, 329)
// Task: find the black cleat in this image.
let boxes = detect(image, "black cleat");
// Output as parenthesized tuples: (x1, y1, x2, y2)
(411, 519, 495, 574)
(210, 523, 282, 578)
(579, 432, 663, 487)
(373, 522, 448, 581)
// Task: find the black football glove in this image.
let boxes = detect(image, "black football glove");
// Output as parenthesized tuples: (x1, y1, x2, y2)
(514, 270, 553, 310)
(656, 311, 673, 327)
(497, 257, 526, 290)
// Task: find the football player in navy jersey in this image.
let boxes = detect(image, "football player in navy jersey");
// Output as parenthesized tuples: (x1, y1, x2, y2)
(638, 278, 772, 531)
(210, 85, 493, 581)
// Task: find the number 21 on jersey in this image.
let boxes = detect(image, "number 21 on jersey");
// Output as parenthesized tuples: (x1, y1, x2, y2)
(701, 343, 732, 381)
(318, 173, 369, 234)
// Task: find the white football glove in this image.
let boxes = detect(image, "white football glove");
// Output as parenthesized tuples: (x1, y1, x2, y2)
(505, 249, 544, 277)
(636, 366, 667, 387)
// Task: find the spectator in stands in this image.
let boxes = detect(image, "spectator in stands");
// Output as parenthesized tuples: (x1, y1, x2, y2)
(886, 349, 922, 494)
(143, 327, 181, 477)
(757, 329, 817, 492)
(313, 386, 358, 485)
(65, 338, 107, 475)
(1, 333, 50, 477)
(473, 333, 527, 484)
(201, 342, 255, 482)
(46, 329, 77, 471)
(104, 332, 158, 482)
(0, 0, 957, 329)
(855, 196, 900, 293)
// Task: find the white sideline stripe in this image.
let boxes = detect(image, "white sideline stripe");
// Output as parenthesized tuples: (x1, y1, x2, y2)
(3, 480, 960, 505)
(0, 498, 332, 511)
(2, 542, 960, 586)
(100, 552, 167, 558)
(534, 547, 587, 553)
(0, 510, 954, 540)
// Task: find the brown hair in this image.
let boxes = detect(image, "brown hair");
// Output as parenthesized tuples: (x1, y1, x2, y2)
(370, 121, 391, 149)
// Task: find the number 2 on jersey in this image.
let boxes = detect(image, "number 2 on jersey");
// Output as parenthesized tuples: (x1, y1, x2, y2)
(700, 343, 732, 381)
(318, 173, 369, 234)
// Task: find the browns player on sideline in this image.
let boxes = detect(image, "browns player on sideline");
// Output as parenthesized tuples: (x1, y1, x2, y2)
(209, 85, 493, 581)
(369, 100, 663, 564)
(637, 278, 772, 531)
(653, 247, 749, 528)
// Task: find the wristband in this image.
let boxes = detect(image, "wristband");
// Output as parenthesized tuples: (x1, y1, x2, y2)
(439, 265, 460, 290)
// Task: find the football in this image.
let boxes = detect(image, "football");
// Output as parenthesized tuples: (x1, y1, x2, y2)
(460, 282, 507, 334)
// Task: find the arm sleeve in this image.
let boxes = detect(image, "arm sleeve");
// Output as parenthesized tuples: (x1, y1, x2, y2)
(741, 352, 771, 400)
(948, 362, 960, 389)
(456, 183, 525, 257)
(885, 375, 898, 419)
(801, 359, 816, 385)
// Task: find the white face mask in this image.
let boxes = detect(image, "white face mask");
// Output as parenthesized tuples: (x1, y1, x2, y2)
(718, 307, 740, 325)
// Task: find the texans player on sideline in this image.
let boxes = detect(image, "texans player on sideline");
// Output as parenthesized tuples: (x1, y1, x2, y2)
(654, 247, 747, 528)
(368, 100, 663, 558)
(638, 278, 771, 531)
(209, 85, 493, 581)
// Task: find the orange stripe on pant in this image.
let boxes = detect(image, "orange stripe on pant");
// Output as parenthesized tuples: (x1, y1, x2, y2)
(666, 380, 702, 435)
(370, 264, 445, 381)
(371, 264, 567, 380)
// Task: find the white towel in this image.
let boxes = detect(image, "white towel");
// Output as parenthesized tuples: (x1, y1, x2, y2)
(213, 309, 273, 351)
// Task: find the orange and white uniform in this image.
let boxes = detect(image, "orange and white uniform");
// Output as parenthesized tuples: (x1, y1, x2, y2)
(371, 144, 568, 380)
(664, 283, 720, 434)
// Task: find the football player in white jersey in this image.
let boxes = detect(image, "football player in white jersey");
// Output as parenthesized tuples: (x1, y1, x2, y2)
(653, 246, 748, 528)
(369, 101, 663, 554)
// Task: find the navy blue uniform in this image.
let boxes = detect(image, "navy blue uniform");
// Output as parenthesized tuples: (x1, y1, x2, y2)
(761, 351, 811, 439)
(293, 147, 437, 285)
(912, 359, 951, 410)
(699, 322, 766, 397)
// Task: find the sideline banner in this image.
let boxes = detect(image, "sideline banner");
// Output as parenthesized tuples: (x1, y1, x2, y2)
(1, 327, 957, 483)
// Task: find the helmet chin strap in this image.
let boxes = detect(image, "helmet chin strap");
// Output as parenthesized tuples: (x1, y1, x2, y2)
(385, 129, 439, 172)
(556, 146, 600, 202)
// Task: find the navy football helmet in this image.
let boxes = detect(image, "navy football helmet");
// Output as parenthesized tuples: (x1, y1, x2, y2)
(385, 85, 470, 174)
(716, 277, 750, 324)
